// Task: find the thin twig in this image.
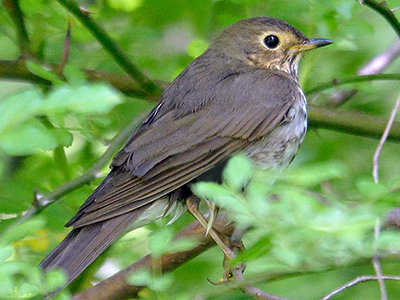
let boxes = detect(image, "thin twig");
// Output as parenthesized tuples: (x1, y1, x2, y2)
(57, 19, 72, 75)
(327, 40, 400, 107)
(232, 266, 291, 300)
(306, 74, 400, 95)
(372, 90, 400, 183)
(55, 0, 161, 95)
(372, 220, 387, 300)
(321, 276, 400, 300)
(359, 40, 400, 75)
(358, 0, 400, 38)
(4, 0, 31, 56)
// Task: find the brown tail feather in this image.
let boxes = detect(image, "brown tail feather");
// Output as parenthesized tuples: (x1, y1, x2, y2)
(40, 209, 144, 291)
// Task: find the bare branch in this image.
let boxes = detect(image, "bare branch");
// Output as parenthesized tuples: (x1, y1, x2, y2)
(232, 267, 292, 300)
(55, 0, 161, 94)
(57, 19, 72, 75)
(327, 40, 400, 108)
(372, 90, 400, 183)
(372, 220, 387, 300)
(359, 41, 400, 75)
(72, 214, 235, 300)
(321, 276, 400, 300)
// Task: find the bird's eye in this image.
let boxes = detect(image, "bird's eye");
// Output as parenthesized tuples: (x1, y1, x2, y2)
(263, 35, 279, 49)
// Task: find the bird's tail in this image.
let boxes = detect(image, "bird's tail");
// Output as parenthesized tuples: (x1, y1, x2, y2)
(40, 211, 140, 289)
(40, 198, 185, 294)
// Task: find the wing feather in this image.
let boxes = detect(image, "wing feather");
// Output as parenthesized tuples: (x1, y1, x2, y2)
(68, 69, 302, 228)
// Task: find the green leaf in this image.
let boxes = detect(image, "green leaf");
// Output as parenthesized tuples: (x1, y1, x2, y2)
(127, 269, 152, 286)
(42, 84, 123, 114)
(0, 217, 46, 245)
(62, 64, 87, 87)
(26, 60, 63, 85)
(148, 227, 174, 257)
(167, 237, 198, 252)
(223, 155, 254, 192)
(0, 120, 58, 155)
(356, 178, 389, 200)
(285, 161, 347, 187)
(192, 182, 239, 209)
(50, 128, 73, 147)
(187, 39, 209, 58)
(0, 247, 12, 263)
(44, 269, 67, 293)
(0, 89, 43, 135)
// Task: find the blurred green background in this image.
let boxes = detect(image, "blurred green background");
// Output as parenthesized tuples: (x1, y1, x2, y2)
(1, 0, 400, 299)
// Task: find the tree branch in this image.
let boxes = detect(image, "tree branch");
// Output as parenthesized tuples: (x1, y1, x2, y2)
(321, 276, 400, 300)
(232, 266, 292, 300)
(326, 40, 400, 108)
(358, 0, 400, 38)
(372, 90, 400, 182)
(72, 214, 235, 300)
(358, 40, 400, 76)
(4, 0, 31, 56)
(306, 74, 400, 95)
(308, 104, 400, 142)
(0, 60, 164, 99)
(2, 59, 400, 145)
(55, 0, 161, 95)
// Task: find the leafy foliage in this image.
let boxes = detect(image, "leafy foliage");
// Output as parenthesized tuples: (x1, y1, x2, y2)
(1, 0, 400, 299)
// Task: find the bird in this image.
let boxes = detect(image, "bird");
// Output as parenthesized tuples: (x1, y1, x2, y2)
(41, 16, 332, 291)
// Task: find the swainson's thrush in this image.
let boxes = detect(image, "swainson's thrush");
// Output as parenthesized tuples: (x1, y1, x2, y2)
(41, 17, 332, 289)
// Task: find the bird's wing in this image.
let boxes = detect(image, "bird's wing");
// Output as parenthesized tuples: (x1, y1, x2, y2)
(68, 70, 301, 228)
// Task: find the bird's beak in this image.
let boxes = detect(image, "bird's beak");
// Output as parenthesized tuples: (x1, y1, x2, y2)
(291, 38, 333, 53)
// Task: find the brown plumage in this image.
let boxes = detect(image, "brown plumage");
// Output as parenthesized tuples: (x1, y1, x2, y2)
(41, 17, 332, 291)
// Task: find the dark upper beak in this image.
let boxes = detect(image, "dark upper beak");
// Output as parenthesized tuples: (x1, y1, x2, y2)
(291, 38, 333, 52)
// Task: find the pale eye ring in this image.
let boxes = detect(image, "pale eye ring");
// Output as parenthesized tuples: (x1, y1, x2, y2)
(263, 35, 279, 49)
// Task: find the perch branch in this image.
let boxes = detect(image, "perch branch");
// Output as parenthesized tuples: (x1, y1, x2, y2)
(72, 214, 235, 300)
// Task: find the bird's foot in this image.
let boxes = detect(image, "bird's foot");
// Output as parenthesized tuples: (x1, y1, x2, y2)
(186, 197, 235, 259)
(186, 197, 247, 285)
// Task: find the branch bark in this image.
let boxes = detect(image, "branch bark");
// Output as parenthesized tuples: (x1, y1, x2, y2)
(308, 104, 400, 142)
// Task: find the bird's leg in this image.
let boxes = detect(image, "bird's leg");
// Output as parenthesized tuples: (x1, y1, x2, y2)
(222, 227, 247, 282)
(204, 198, 219, 236)
(186, 197, 235, 260)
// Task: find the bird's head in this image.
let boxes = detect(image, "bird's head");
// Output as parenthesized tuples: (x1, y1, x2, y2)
(210, 17, 333, 78)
